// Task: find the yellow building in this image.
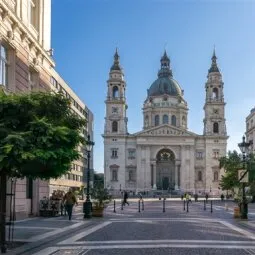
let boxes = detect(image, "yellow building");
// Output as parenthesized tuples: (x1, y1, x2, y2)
(0, 0, 93, 219)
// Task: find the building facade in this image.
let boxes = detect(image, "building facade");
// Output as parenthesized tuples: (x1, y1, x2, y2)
(0, 0, 93, 219)
(104, 49, 228, 196)
(246, 107, 255, 153)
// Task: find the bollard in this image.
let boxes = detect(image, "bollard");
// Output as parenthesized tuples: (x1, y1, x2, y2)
(211, 200, 213, 213)
(121, 200, 123, 210)
(186, 200, 189, 213)
(163, 199, 165, 213)
(183, 200, 186, 211)
(113, 200, 116, 213)
(138, 199, 141, 213)
(142, 200, 144, 211)
(204, 199, 206, 211)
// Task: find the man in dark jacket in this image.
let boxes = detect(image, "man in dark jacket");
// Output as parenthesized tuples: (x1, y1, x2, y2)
(123, 191, 129, 206)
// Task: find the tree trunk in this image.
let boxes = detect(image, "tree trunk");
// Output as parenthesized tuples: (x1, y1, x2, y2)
(0, 173, 7, 253)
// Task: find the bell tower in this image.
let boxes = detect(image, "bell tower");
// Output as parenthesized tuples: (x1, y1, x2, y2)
(203, 49, 227, 136)
(104, 49, 128, 135)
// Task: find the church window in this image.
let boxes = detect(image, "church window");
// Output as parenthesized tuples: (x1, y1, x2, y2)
(213, 150, 219, 159)
(198, 171, 202, 181)
(111, 149, 118, 158)
(128, 170, 134, 181)
(196, 151, 203, 160)
(145, 115, 149, 127)
(214, 171, 219, 181)
(182, 116, 186, 127)
(112, 121, 118, 132)
(112, 169, 118, 181)
(163, 115, 169, 124)
(171, 115, 176, 126)
(213, 122, 219, 133)
(128, 149, 136, 159)
(212, 88, 218, 100)
(155, 115, 159, 126)
(112, 86, 119, 98)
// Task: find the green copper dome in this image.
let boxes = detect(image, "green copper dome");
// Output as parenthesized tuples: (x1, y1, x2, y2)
(148, 77, 182, 97)
(147, 51, 182, 97)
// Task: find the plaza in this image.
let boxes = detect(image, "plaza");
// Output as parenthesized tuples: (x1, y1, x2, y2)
(7, 198, 255, 255)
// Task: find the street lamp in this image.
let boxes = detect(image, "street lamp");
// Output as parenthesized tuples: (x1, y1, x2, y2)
(83, 135, 94, 219)
(238, 135, 251, 219)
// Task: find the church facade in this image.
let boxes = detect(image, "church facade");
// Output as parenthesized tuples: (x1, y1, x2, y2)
(103, 50, 228, 195)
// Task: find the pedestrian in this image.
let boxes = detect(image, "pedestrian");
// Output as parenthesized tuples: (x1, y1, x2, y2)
(205, 193, 209, 203)
(122, 191, 129, 206)
(63, 188, 78, 220)
(221, 194, 225, 201)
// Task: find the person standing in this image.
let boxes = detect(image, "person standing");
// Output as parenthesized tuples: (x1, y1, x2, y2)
(63, 188, 78, 220)
(123, 191, 129, 206)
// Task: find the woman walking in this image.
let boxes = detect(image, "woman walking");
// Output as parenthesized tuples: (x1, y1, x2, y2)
(63, 188, 78, 220)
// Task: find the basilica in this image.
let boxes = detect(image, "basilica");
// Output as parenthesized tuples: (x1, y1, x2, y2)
(103, 49, 228, 195)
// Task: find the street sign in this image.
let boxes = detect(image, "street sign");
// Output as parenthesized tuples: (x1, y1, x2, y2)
(238, 169, 249, 183)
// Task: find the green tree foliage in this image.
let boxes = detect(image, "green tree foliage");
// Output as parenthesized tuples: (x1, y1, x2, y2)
(93, 172, 104, 189)
(219, 150, 242, 192)
(0, 90, 85, 179)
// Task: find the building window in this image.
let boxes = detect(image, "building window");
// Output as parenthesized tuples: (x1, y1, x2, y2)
(112, 169, 118, 181)
(182, 116, 186, 127)
(112, 86, 119, 98)
(128, 170, 135, 181)
(111, 149, 118, 158)
(155, 115, 159, 126)
(171, 115, 176, 126)
(163, 114, 169, 124)
(198, 171, 202, 181)
(0, 45, 7, 86)
(112, 107, 118, 113)
(196, 151, 203, 160)
(30, 0, 38, 30)
(128, 149, 136, 159)
(144, 115, 149, 127)
(214, 171, 219, 181)
(112, 121, 118, 132)
(213, 122, 219, 133)
(212, 88, 218, 99)
(213, 150, 219, 159)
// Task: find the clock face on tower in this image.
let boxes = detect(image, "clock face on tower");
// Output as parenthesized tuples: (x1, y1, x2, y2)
(214, 109, 219, 114)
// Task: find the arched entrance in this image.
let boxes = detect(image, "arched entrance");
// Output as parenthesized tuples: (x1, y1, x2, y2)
(156, 149, 175, 191)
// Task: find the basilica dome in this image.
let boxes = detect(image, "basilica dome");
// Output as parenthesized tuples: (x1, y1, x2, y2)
(147, 51, 183, 98)
(148, 76, 182, 97)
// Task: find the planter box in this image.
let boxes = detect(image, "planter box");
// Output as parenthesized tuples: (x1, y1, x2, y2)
(92, 207, 104, 217)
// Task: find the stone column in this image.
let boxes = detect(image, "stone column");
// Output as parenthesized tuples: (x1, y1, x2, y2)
(153, 162, 157, 189)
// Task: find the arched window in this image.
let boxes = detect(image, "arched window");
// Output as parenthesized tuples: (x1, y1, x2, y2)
(213, 122, 219, 133)
(182, 116, 186, 127)
(171, 115, 176, 126)
(112, 121, 118, 132)
(155, 115, 159, 126)
(198, 171, 202, 181)
(112, 169, 118, 181)
(212, 88, 218, 99)
(112, 86, 119, 98)
(129, 170, 133, 181)
(144, 115, 149, 127)
(214, 171, 218, 181)
(163, 115, 169, 124)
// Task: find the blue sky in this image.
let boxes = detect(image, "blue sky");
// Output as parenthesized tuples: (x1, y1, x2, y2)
(51, 0, 255, 173)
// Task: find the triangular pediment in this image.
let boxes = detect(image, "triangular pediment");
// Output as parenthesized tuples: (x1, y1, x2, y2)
(132, 124, 198, 137)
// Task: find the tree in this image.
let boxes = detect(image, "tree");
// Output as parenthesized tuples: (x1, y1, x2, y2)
(93, 172, 104, 189)
(0, 90, 85, 252)
(219, 150, 255, 198)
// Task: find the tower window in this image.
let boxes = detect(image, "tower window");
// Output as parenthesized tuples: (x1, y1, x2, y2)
(212, 88, 218, 100)
(112, 121, 118, 132)
(198, 171, 202, 181)
(163, 115, 169, 124)
(214, 171, 219, 181)
(112, 169, 118, 181)
(155, 115, 159, 126)
(112, 86, 119, 98)
(213, 122, 219, 133)
(182, 116, 186, 127)
(171, 115, 176, 126)
(144, 115, 149, 127)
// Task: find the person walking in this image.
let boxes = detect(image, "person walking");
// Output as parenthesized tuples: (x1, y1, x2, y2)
(63, 188, 78, 220)
(122, 191, 129, 206)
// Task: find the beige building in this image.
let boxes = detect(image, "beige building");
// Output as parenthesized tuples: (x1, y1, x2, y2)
(104, 50, 228, 196)
(0, 0, 93, 219)
(246, 107, 255, 153)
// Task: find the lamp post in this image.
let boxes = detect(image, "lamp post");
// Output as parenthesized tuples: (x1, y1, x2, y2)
(83, 135, 94, 219)
(238, 135, 251, 219)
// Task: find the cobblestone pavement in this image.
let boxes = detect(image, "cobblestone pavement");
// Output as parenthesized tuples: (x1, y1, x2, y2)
(7, 200, 255, 255)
